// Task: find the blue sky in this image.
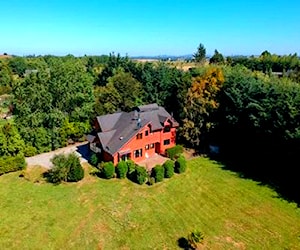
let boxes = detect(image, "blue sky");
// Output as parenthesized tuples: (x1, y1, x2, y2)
(0, 0, 299, 56)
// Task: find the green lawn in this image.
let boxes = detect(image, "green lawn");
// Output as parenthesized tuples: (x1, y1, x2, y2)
(1, 158, 300, 249)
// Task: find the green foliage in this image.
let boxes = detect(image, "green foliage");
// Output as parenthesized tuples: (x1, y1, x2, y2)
(0, 122, 25, 156)
(12, 58, 94, 153)
(209, 49, 225, 64)
(101, 162, 115, 179)
(95, 70, 143, 114)
(193, 43, 206, 63)
(23, 145, 38, 157)
(175, 155, 187, 173)
(134, 166, 147, 185)
(66, 154, 84, 182)
(187, 230, 204, 249)
(152, 165, 164, 183)
(126, 160, 137, 178)
(116, 160, 128, 179)
(163, 160, 174, 178)
(166, 145, 183, 160)
(46, 153, 84, 183)
(0, 153, 26, 175)
(89, 153, 99, 167)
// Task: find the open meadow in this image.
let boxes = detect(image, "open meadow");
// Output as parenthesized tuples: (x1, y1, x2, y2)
(1, 158, 300, 249)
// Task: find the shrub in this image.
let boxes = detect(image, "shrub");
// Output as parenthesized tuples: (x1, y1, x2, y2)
(116, 160, 128, 178)
(23, 145, 38, 157)
(187, 230, 204, 249)
(134, 166, 147, 185)
(175, 155, 187, 173)
(66, 154, 84, 182)
(126, 160, 136, 179)
(163, 160, 174, 178)
(152, 165, 164, 183)
(102, 162, 115, 179)
(0, 153, 26, 175)
(89, 153, 99, 167)
(166, 145, 184, 160)
(46, 153, 84, 183)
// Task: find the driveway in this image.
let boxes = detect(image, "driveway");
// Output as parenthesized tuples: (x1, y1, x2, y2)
(26, 142, 90, 169)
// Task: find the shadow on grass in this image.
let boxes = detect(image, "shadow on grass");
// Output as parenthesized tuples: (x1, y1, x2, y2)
(177, 237, 190, 250)
(210, 149, 300, 206)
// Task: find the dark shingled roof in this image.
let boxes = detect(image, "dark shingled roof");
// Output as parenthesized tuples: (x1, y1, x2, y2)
(95, 104, 179, 155)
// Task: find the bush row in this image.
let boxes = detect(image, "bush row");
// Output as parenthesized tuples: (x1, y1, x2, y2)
(96, 155, 187, 185)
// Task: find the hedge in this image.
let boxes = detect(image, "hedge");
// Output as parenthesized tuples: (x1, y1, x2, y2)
(175, 155, 187, 173)
(166, 145, 184, 160)
(101, 162, 115, 179)
(152, 165, 164, 182)
(163, 160, 174, 178)
(116, 160, 128, 178)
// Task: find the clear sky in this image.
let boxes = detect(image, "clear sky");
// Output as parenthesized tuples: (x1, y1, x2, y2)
(0, 0, 299, 56)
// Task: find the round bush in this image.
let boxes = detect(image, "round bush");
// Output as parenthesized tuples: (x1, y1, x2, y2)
(175, 155, 187, 173)
(67, 154, 84, 182)
(126, 160, 136, 180)
(102, 162, 115, 179)
(152, 165, 164, 182)
(116, 160, 128, 178)
(163, 160, 174, 178)
(134, 166, 147, 185)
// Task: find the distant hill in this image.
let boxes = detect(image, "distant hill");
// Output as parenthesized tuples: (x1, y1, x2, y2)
(130, 54, 194, 61)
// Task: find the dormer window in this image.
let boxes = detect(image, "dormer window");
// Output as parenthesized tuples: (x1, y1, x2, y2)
(163, 126, 171, 133)
(136, 133, 143, 139)
(145, 130, 149, 136)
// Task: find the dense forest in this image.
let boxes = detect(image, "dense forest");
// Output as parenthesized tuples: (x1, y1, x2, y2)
(1, 47, 300, 202)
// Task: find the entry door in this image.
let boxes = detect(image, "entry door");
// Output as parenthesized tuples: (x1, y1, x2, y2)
(155, 142, 160, 154)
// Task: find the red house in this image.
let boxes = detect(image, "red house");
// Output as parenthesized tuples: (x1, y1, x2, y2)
(87, 104, 179, 165)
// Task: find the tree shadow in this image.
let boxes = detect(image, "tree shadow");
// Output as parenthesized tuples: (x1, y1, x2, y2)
(210, 147, 300, 206)
(177, 237, 190, 250)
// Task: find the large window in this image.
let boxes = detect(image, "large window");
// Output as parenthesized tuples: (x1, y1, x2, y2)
(136, 133, 143, 140)
(134, 149, 143, 158)
(150, 143, 155, 149)
(145, 144, 149, 150)
(163, 139, 170, 145)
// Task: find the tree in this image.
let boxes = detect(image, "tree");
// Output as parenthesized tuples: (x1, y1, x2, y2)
(0, 122, 25, 156)
(209, 50, 225, 64)
(181, 67, 224, 147)
(193, 43, 206, 64)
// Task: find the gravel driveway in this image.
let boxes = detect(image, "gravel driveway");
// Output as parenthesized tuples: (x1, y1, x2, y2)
(26, 142, 90, 169)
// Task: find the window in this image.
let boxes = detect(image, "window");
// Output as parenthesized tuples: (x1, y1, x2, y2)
(121, 154, 130, 161)
(145, 130, 149, 136)
(136, 133, 143, 140)
(145, 144, 149, 150)
(163, 139, 170, 145)
(150, 143, 155, 149)
(163, 126, 171, 133)
(134, 149, 143, 158)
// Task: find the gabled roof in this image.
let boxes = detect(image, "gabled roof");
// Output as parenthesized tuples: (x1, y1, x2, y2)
(95, 104, 178, 155)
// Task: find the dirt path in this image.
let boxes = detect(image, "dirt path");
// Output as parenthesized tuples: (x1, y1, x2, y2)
(26, 142, 89, 169)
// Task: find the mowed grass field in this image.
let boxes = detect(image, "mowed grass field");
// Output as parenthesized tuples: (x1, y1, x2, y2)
(1, 158, 300, 249)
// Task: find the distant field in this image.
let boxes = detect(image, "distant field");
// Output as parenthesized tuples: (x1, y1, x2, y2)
(1, 158, 300, 249)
